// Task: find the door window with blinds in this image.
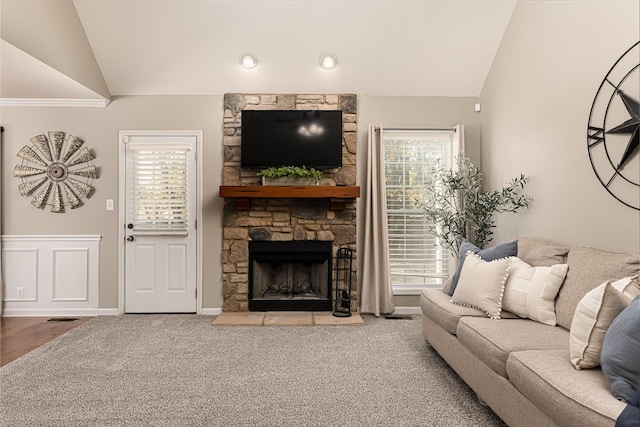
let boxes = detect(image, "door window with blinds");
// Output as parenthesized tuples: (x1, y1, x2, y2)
(383, 129, 455, 293)
(128, 143, 191, 235)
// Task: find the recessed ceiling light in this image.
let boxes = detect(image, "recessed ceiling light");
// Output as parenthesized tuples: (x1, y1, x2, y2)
(240, 52, 258, 69)
(319, 53, 337, 70)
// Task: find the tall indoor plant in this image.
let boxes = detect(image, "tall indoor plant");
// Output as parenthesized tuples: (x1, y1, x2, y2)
(418, 154, 530, 255)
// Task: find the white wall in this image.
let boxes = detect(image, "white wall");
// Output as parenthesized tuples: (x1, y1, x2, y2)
(480, 1, 640, 254)
(2, 235, 101, 316)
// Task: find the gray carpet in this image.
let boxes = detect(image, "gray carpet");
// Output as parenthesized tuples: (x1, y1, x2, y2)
(1, 314, 505, 427)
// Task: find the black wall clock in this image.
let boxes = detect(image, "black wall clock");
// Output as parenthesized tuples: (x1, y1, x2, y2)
(587, 41, 639, 211)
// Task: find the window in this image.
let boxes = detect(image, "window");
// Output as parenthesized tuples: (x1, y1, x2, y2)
(383, 129, 455, 294)
(129, 146, 190, 234)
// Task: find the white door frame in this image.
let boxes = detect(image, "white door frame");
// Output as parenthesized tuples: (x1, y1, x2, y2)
(117, 130, 203, 314)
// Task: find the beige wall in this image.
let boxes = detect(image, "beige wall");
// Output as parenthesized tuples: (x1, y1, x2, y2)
(1, 0, 110, 100)
(6, 0, 640, 313)
(480, 1, 640, 254)
(2, 95, 479, 311)
(3, 2, 639, 314)
(357, 96, 481, 308)
(1, 95, 225, 309)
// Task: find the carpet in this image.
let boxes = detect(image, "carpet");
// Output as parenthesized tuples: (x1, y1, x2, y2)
(0, 314, 505, 426)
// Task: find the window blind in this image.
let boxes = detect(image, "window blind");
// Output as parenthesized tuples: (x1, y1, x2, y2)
(383, 130, 454, 291)
(130, 148, 189, 234)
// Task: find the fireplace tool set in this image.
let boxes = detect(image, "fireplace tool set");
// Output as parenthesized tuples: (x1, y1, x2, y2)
(333, 247, 353, 317)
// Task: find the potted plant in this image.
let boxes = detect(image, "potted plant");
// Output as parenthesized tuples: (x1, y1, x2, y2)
(417, 153, 530, 255)
(257, 166, 323, 186)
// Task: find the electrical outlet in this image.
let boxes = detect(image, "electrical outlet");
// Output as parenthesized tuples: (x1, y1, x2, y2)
(106, 199, 114, 211)
(17, 287, 24, 299)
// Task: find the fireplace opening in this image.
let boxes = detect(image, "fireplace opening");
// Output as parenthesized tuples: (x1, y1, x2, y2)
(248, 241, 332, 311)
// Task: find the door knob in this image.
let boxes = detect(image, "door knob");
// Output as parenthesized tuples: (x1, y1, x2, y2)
(126, 236, 135, 242)
(127, 223, 134, 229)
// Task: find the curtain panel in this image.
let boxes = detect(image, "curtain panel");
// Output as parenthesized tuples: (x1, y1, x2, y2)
(0, 127, 4, 315)
(449, 124, 465, 271)
(360, 125, 395, 316)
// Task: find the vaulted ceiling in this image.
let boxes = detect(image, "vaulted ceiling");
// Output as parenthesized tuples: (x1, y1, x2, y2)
(1, 0, 517, 106)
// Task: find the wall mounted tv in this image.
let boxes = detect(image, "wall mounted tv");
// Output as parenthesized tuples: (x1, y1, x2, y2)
(241, 110, 343, 169)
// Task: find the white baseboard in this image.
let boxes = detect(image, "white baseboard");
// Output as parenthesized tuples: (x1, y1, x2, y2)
(392, 306, 422, 315)
(95, 309, 120, 316)
(2, 307, 118, 317)
(2, 308, 224, 317)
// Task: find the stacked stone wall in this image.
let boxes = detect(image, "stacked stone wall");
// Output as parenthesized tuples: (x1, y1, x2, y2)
(221, 93, 358, 312)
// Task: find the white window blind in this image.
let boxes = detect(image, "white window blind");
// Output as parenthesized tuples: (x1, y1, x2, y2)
(383, 130, 454, 293)
(129, 145, 189, 235)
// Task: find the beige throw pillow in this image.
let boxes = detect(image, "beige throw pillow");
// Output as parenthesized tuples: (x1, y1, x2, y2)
(450, 251, 511, 319)
(502, 258, 568, 326)
(569, 276, 640, 370)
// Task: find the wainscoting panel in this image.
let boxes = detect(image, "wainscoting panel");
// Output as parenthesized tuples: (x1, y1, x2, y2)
(52, 248, 90, 301)
(1, 235, 101, 316)
(2, 248, 39, 302)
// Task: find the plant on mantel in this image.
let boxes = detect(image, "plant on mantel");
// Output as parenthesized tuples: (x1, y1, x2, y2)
(257, 166, 323, 181)
(417, 153, 530, 256)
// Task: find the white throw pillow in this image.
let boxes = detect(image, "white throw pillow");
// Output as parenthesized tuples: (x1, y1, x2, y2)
(450, 251, 512, 319)
(502, 258, 568, 326)
(569, 276, 640, 370)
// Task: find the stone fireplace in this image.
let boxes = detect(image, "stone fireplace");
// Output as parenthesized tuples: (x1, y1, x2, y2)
(248, 241, 332, 311)
(221, 93, 358, 312)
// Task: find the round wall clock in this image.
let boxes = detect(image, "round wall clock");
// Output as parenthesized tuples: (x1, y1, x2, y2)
(587, 41, 639, 211)
(13, 131, 100, 213)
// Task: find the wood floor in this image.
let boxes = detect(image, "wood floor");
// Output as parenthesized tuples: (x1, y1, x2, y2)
(0, 317, 92, 367)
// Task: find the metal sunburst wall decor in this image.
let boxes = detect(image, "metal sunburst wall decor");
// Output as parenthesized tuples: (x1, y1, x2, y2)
(13, 131, 100, 213)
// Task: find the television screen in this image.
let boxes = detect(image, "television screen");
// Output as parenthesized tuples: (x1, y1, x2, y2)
(241, 110, 343, 169)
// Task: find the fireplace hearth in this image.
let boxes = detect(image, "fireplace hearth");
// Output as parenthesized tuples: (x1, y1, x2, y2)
(248, 241, 332, 311)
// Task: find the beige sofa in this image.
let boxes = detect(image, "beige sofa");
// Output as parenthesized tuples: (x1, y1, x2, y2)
(420, 237, 639, 426)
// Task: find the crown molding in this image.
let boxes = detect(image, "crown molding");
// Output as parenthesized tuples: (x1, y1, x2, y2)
(0, 98, 110, 108)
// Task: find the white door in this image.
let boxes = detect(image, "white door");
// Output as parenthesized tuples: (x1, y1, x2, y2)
(123, 133, 198, 313)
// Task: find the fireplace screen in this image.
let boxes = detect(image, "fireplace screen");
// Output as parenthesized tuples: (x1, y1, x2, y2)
(248, 241, 332, 311)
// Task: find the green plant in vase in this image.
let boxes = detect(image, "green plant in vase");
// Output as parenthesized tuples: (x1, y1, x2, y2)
(417, 153, 530, 255)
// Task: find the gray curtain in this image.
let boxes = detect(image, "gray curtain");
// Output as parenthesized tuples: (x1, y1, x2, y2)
(360, 125, 395, 316)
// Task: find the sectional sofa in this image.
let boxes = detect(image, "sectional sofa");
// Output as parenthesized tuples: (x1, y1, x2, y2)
(420, 237, 640, 426)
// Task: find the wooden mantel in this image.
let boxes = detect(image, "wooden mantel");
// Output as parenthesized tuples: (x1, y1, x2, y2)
(219, 185, 360, 211)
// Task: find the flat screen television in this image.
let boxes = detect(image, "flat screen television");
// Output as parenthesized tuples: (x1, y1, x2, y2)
(241, 110, 343, 169)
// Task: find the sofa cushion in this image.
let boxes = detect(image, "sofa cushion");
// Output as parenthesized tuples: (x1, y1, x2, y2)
(420, 289, 488, 335)
(448, 239, 518, 296)
(502, 258, 568, 326)
(441, 277, 453, 295)
(601, 296, 640, 403)
(420, 289, 518, 335)
(570, 276, 639, 370)
(507, 350, 626, 426)
(456, 317, 569, 378)
(516, 236, 570, 267)
(555, 246, 640, 330)
(451, 252, 511, 319)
